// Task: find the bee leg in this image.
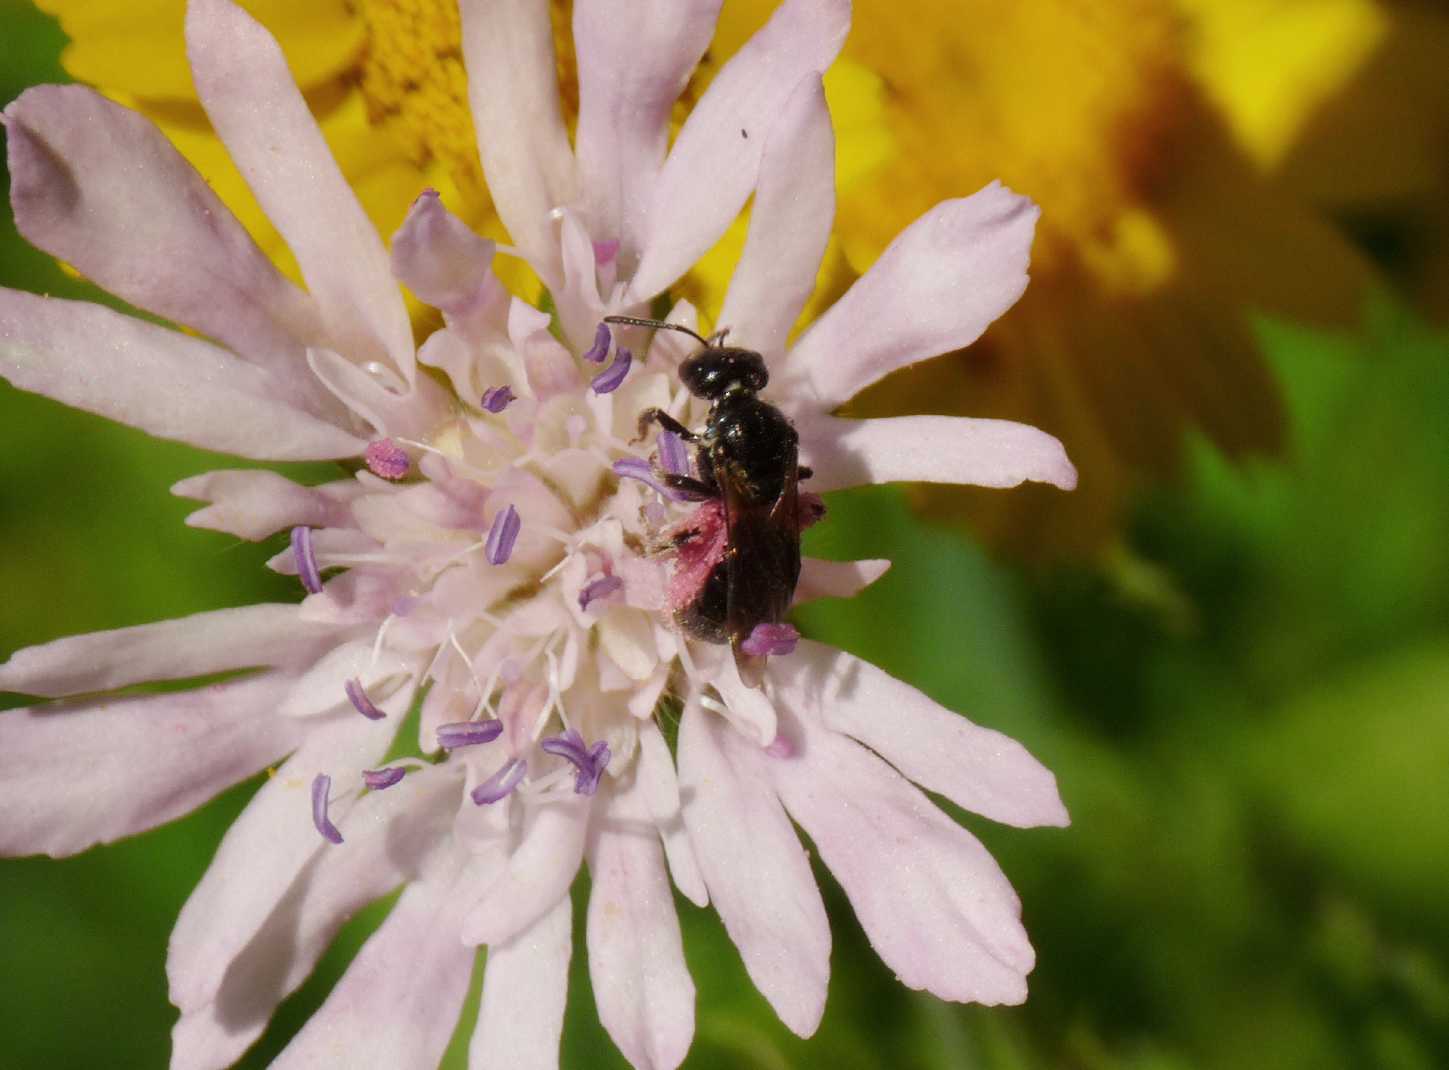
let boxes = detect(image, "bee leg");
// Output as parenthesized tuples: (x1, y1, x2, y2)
(636, 407, 698, 444)
(660, 473, 718, 501)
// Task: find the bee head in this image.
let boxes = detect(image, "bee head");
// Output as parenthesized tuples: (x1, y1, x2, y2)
(679, 347, 769, 400)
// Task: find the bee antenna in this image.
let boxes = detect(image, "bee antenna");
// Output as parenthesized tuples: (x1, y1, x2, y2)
(603, 315, 711, 348)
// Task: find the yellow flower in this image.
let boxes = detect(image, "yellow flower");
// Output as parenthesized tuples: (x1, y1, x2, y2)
(32, 0, 1449, 559)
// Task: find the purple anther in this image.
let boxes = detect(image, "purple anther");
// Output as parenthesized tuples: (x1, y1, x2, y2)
(291, 526, 324, 594)
(484, 504, 521, 565)
(659, 430, 691, 477)
(344, 677, 387, 721)
(311, 773, 343, 845)
(540, 729, 611, 796)
(740, 621, 800, 657)
(578, 574, 624, 612)
(471, 757, 527, 805)
(612, 457, 712, 503)
(481, 385, 515, 413)
(436, 719, 504, 750)
(582, 321, 611, 364)
(592, 239, 620, 265)
(362, 766, 406, 790)
(591, 349, 633, 394)
(364, 438, 410, 480)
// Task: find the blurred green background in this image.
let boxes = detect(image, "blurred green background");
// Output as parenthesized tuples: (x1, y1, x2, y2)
(4, 1, 1449, 1068)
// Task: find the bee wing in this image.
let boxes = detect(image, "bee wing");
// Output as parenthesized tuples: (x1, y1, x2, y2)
(720, 457, 801, 689)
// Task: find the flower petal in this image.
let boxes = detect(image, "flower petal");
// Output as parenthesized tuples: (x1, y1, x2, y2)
(0, 673, 305, 858)
(797, 413, 1078, 492)
(459, 794, 593, 947)
(627, 0, 850, 300)
(0, 290, 365, 460)
(168, 708, 399, 1012)
(786, 182, 1039, 409)
(793, 558, 891, 605)
(718, 73, 835, 360)
(772, 642, 1068, 828)
(573, 0, 721, 260)
(677, 699, 830, 1037)
(766, 701, 1036, 1005)
(172, 470, 359, 542)
(460, 0, 577, 282)
(186, 0, 413, 379)
(171, 770, 457, 1070)
(2, 86, 335, 416)
(390, 189, 497, 316)
(0, 604, 341, 698)
(470, 892, 572, 1070)
(637, 721, 708, 907)
(586, 775, 695, 1070)
(270, 873, 477, 1069)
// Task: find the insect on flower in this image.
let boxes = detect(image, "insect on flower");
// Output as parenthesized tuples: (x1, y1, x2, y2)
(608, 314, 815, 687)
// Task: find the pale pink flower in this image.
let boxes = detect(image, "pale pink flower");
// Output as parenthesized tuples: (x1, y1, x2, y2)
(0, 1, 1077, 1068)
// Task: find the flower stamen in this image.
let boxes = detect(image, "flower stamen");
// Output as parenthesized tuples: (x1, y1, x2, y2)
(484, 504, 521, 565)
(290, 525, 324, 594)
(578, 574, 623, 612)
(344, 677, 388, 720)
(471, 757, 527, 805)
(741, 622, 800, 657)
(436, 720, 504, 749)
(310, 773, 343, 845)
(480, 385, 515, 412)
(590, 349, 632, 394)
(539, 729, 611, 796)
(364, 438, 411, 480)
(582, 321, 611, 364)
(362, 766, 406, 790)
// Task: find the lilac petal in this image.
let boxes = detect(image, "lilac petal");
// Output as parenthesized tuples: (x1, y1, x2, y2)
(677, 698, 830, 1035)
(345, 678, 387, 722)
(582, 321, 612, 363)
(767, 700, 1037, 1005)
(627, 0, 850, 301)
(0, 673, 307, 858)
(774, 641, 1068, 828)
(0, 604, 339, 698)
(172, 469, 357, 541)
(2, 85, 333, 413)
(579, 574, 625, 612)
(484, 503, 523, 566)
(586, 776, 696, 1070)
(290, 526, 324, 594)
(472, 758, 528, 805)
(186, 0, 413, 378)
(170, 769, 455, 1068)
(310, 774, 344, 845)
(740, 622, 799, 657)
(362, 766, 407, 790)
(436, 720, 504, 750)
(270, 877, 476, 1069)
(590, 348, 634, 394)
(471, 893, 572, 1070)
(460, 0, 577, 282)
(0, 290, 364, 460)
(793, 558, 892, 605)
(363, 438, 410, 480)
(389, 189, 496, 315)
(719, 74, 834, 359)
(480, 385, 516, 413)
(788, 182, 1038, 409)
(658, 430, 692, 476)
(797, 413, 1079, 493)
(573, 0, 722, 260)
(168, 707, 399, 1012)
(637, 721, 709, 907)
(460, 794, 593, 946)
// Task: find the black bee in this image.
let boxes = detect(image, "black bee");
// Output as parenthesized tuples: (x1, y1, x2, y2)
(605, 315, 813, 685)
